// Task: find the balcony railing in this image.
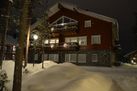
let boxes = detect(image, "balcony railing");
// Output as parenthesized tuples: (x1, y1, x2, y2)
(30, 42, 79, 52)
(49, 22, 78, 33)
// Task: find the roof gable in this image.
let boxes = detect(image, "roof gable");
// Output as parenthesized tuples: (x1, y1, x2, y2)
(49, 16, 78, 27)
(47, 2, 117, 24)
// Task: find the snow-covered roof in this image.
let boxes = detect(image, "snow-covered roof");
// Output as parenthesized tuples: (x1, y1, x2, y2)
(31, 2, 118, 31)
(124, 50, 137, 57)
(47, 2, 117, 24)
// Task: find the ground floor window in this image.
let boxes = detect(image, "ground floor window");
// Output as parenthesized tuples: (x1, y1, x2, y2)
(91, 54, 98, 62)
(65, 54, 77, 63)
(78, 54, 86, 63)
(34, 54, 38, 61)
(49, 54, 59, 62)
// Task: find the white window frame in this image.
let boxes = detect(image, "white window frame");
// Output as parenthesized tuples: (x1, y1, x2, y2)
(65, 36, 87, 46)
(84, 20, 91, 28)
(44, 38, 59, 44)
(91, 35, 101, 44)
(78, 36, 87, 46)
(92, 54, 98, 62)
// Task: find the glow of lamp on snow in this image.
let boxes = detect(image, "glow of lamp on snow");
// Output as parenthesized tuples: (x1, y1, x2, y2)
(33, 34, 38, 40)
(50, 44, 54, 48)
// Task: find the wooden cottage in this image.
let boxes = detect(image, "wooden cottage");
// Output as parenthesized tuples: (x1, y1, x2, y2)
(29, 2, 119, 66)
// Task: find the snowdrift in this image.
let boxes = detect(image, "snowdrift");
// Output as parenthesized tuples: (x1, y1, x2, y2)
(22, 63, 123, 91)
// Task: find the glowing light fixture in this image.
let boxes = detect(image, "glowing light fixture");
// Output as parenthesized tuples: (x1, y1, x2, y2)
(63, 43, 68, 48)
(133, 57, 136, 60)
(50, 44, 54, 48)
(33, 34, 38, 40)
(51, 27, 54, 32)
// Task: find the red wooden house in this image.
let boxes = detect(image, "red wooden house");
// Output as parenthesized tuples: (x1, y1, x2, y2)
(30, 2, 119, 66)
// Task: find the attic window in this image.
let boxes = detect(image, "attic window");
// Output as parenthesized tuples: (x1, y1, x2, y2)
(50, 16, 78, 27)
(84, 20, 91, 28)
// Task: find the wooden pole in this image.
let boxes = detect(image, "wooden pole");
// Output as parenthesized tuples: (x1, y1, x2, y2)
(12, 0, 30, 91)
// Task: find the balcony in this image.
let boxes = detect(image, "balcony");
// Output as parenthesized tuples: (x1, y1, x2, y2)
(49, 22, 78, 33)
(29, 42, 79, 52)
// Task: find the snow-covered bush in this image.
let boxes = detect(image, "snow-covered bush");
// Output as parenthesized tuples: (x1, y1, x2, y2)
(0, 70, 8, 90)
(0, 70, 8, 81)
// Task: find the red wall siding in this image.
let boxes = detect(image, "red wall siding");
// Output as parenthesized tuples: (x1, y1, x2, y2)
(48, 7, 113, 50)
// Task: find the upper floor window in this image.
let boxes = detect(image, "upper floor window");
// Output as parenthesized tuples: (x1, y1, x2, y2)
(91, 35, 101, 44)
(84, 20, 91, 28)
(65, 36, 87, 46)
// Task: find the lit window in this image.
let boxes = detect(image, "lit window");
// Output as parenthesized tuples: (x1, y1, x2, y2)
(44, 38, 59, 44)
(13, 45, 16, 52)
(84, 20, 91, 28)
(65, 36, 87, 46)
(65, 37, 77, 43)
(78, 36, 87, 46)
(70, 37, 77, 42)
(44, 40, 49, 44)
(91, 35, 101, 44)
(50, 39, 56, 44)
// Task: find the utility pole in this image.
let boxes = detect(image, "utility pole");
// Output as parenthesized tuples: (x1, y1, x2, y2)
(12, 0, 31, 91)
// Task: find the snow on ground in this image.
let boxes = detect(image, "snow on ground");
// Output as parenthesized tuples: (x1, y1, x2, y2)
(22, 63, 123, 91)
(1, 60, 137, 91)
(2, 60, 57, 91)
(22, 61, 58, 79)
(82, 65, 137, 91)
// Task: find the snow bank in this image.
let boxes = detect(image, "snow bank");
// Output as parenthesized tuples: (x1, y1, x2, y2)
(1, 60, 57, 91)
(22, 60, 58, 79)
(22, 63, 123, 91)
(2, 60, 15, 91)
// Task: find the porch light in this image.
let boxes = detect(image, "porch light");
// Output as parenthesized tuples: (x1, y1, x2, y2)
(63, 43, 68, 48)
(44, 40, 49, 44)
(33, 34, 38, 40)
(133, 57, 136, 60)
(50, 44, 54, 48)
(61, 23, 65, 26)
(51, 27, 54, 32)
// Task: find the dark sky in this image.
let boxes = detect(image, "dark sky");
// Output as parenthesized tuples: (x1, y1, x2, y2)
(45, 0, 137, 55)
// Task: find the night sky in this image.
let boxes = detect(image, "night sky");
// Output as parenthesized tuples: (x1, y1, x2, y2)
(33, 0, 137, 55)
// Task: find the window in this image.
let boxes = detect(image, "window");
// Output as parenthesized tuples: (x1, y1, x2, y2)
(78, 54, 86, 63)
(65, 36, 87, 46)
(78, 36, 87, 46)
(91, 35, 101, 44)
(49, 54, 59, 62)
(65, 54, 77, 62)
(92, 54, 98, 62)
(65, 37, 77, 43)
(44, 38, 59, 44)
(84, 20, 91, 28)
(50, 16, 78, 27)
